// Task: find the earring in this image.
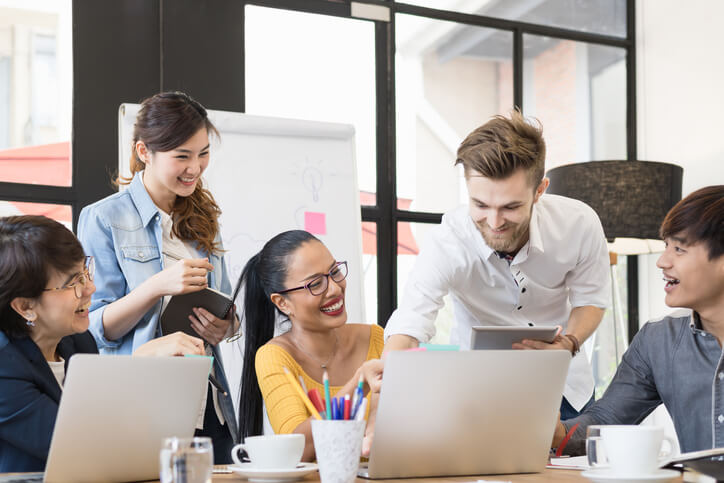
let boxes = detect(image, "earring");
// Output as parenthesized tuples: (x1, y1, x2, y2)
(25, 313, 35, 326)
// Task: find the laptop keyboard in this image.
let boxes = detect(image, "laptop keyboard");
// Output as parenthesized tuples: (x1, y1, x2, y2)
(0, 474, 44, 482)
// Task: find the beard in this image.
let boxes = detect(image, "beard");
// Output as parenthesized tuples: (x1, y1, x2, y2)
(476, 210, 532, 253)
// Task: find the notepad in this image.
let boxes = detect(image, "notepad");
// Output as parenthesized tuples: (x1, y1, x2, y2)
(160, 288, 235, 341)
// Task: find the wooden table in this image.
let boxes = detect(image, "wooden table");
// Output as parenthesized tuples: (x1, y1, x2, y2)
(0, 468, 686, 482)
(208, 468, 685, 482)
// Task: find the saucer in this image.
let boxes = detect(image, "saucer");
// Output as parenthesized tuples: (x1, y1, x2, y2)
(228, 462, 318, 482)
(581, 468, 680, 483)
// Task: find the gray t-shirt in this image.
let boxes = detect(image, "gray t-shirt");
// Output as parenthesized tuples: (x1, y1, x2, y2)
(560, 311, 722, 455)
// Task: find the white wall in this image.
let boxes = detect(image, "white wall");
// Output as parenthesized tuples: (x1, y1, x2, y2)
(635, 0, 724, 451)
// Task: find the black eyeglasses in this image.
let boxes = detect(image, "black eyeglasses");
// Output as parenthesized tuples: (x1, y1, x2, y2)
(277, 261, 348, 296)
(43, 256, 95, 299)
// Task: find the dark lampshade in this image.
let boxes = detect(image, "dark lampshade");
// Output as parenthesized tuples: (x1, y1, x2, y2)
(546, 161, 683, 254)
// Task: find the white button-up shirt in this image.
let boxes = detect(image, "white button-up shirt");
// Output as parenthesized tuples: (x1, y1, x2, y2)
(385, 194, 611, 410)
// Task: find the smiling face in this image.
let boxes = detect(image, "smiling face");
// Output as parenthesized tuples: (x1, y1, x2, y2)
(31, 259, 96, 340)
(138, 126, 210, 212)
(273, 240, 348, 331)
(656, 235, 724, 314)
(466, 168, 548, 253)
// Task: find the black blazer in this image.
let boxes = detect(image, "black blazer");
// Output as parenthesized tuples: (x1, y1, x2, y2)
(0, 329, 97, 473)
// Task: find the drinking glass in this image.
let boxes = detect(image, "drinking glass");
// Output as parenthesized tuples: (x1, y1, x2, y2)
(160, 436, 213, 483)
(586, 425, 607, 468)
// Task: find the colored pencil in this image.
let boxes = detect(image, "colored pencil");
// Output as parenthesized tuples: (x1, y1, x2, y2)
(323, 370, 332, 420)
(282, 367, 322, 420)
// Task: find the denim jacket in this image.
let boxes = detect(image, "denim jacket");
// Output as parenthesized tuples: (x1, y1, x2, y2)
(77, 172, 238, 442)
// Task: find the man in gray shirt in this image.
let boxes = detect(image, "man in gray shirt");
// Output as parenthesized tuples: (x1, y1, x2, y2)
(552, 185, 724, 455)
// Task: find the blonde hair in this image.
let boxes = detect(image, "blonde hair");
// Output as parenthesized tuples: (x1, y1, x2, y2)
(455, 110, 546, 188)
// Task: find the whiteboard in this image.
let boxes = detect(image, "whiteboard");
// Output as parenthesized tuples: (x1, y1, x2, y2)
(119, 105, 366, 407)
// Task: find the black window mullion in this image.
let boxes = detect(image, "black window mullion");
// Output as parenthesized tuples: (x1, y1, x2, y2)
(513, 28, 523, 111)
(375, 17, 396, 327)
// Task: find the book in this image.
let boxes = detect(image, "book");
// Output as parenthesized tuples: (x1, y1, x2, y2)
(662, 447, 724, 480)
(160, 273, 244, 343)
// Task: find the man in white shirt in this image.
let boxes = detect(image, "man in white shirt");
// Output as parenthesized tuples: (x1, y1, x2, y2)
(384, 111, 610, 418)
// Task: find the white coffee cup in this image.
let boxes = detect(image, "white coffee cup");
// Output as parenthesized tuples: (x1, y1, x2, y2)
(231, 434, 305, 469)
(600, 425, 674, 476)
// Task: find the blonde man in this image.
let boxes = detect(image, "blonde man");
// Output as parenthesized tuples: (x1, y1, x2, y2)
(385, 112, 610, 418)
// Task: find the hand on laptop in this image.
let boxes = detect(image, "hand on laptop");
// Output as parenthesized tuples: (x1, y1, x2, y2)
(133, 332, 205, 356)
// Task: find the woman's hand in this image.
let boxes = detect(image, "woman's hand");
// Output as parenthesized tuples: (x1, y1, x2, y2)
(133, 332, 205, 356)
(190, 307, 234, 345)
(151, 258, 214, 297)
(358, 359, 384, 394)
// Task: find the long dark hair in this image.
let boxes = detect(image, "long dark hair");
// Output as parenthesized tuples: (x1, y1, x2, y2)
(118, 91, 222, 255)
(0, 216, 85, 337)
(238, 230, 319, 439)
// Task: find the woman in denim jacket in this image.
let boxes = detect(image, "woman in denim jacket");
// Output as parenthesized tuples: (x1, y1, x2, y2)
(77, 92, 238, 463)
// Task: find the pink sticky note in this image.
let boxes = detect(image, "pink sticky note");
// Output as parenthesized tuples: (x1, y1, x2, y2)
(304, 211, 326, 235)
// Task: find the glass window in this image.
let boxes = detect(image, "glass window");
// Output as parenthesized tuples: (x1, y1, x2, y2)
(396, 221, 454, 343)
(361, 221, 378, 324)
(244, 5, 377, 204)
(589, 255, 628, 396)
(0, 200, 72, 229)
(396, 13, 513, 214)
(0, 2, 72, 186)
(399, 0, 627, 38)
(523, 36, 626, 171)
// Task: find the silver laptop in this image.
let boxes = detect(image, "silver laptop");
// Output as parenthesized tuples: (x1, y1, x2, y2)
(44, 354, 211, 483)
(359, 350, 570, 479)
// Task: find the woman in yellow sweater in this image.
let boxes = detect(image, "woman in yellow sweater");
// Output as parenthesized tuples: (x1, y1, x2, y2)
(238, 230, 383, 461)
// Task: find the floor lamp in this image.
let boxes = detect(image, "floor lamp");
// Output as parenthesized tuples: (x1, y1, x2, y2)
(547, 160, 683, 362)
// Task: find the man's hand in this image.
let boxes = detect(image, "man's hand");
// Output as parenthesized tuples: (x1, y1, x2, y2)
(551, 414, 567, 448)
(513, 334, 576, 353)
(383, 334, 419, 355)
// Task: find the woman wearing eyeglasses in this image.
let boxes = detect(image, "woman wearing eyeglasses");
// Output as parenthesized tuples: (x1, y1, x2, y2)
(76, 91, 237, 463)
(0, 215, 205, 473)
(238, 230, 383, 461)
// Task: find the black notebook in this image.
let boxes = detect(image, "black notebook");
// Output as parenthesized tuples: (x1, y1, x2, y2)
(160, 273, 244, 343)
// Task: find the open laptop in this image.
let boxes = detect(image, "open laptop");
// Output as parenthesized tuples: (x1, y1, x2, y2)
(39, 354, 211, 483)
(359, 350, 570, 479)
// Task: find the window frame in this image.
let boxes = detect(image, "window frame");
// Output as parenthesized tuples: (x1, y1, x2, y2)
(0, 0, 638, 339)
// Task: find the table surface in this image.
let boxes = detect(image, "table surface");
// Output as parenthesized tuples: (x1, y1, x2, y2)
(208, 467, 684, 482)
(0, 467, 686, 482)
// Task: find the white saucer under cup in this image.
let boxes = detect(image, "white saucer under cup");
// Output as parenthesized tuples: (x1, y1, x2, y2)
(581, 468, 680, 483)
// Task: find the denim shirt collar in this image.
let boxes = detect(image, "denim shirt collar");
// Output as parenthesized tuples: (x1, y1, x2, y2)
(689, 311, 707, 334)
(128, 171, 161, 228)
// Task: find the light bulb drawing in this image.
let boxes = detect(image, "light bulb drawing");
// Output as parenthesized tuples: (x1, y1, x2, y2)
(302, 166, 323, 202)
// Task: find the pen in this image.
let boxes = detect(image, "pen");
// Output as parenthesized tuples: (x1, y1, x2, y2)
(323, 370, 332, 420)
(351, 375, 363, 417)
(208, 373, 228, 397)
(343, 394, 351, 420)
(282, 368, 322, 420)
(354, 398, 368, 421)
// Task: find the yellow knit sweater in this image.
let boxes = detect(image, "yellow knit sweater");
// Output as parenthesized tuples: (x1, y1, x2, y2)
(255, 324, 384, 434)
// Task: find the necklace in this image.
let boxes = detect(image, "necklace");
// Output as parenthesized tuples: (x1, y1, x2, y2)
(293, 332, 339, 369)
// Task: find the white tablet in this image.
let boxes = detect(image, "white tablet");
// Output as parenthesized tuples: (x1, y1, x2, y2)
(470, 326, 559, 350)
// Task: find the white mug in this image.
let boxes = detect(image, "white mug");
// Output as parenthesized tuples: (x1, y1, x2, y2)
(600, 425, 674, 476)
(231, 434, 304, 469)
